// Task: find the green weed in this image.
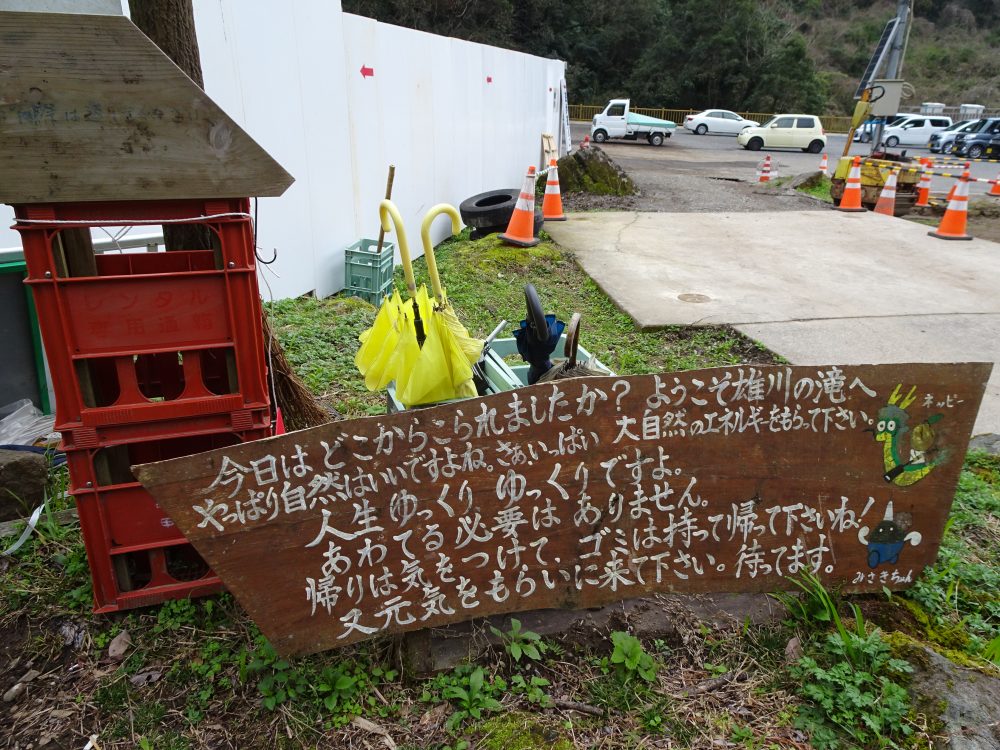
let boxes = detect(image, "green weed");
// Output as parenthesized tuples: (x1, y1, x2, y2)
(791, 629, 913, 749)
(489, 617, 547, 664)
(609, 631, 658, 683)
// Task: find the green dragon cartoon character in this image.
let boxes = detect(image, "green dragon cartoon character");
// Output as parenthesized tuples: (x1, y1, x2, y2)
(873, 384, 947, 487)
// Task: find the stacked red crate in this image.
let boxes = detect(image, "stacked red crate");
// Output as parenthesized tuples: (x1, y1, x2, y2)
(15, 198, 272, 612)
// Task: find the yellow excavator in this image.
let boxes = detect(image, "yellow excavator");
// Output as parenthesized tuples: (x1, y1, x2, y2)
(829, 0, 922, 216)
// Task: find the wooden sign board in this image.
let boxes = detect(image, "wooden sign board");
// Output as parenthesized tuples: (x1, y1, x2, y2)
(135, 363, 990, 657)
(541, 133, 558, 167)
(0, 11, 293, 203)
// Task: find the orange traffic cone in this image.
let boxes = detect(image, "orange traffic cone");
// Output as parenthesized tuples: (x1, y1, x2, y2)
(989, 172, 1000, 197)
(928, 171, 973, 241)
(874, 169, 899, 216)
(914, 166, 932, 208)
(838, 156, 865, 212)
(757, 155, 772, 183)
(581, 135, 590, 149)
(500, 166, 541, 248)
(542, 159, 566, 221)
(818, 153, 829, 176)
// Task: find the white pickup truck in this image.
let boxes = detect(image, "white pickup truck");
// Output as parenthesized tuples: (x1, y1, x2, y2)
(591, 99, 676, 146)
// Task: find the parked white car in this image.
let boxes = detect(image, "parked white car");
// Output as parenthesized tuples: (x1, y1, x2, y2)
(683, 109, 758, 135)
(737, 114, 826, 152)
(881, 115, 952, 148)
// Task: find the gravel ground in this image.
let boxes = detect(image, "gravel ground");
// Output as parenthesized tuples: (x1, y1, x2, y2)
(562, 142, 824, 213)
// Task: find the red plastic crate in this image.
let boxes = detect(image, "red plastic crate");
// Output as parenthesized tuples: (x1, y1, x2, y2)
(67, 427, 270, 611)
(13, 199, 269, 432)
(60, 407, 270, 453)
(64, 345, 264, 429)
(77, 525, 223, 614)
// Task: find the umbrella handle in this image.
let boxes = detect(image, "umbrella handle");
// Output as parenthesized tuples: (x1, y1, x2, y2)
(379, 199, 416, 297)
(421, 204, 462, 306)
(564, 313, 581, 368)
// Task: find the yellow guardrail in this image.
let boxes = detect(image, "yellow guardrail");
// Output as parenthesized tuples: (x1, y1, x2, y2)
(568, 104, 854, 134)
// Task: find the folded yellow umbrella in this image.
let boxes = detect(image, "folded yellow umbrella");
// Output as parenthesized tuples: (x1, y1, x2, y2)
(421, 204, 483, 364)
(355, 288, 403, 390)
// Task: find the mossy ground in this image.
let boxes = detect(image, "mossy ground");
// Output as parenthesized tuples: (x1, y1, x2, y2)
(555, 149, 637, 196)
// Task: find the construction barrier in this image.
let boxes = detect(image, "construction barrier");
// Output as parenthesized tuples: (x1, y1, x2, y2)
(860, 161, 999, 185)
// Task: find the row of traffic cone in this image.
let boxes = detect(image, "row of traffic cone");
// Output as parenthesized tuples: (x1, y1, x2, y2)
(837, 155, 975, 240)
(499, 159, 567, 247)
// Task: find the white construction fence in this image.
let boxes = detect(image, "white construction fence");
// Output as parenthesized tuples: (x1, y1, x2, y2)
(0, 0, 568, 300)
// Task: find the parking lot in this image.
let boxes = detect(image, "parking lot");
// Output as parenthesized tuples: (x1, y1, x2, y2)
(570, 121, 999, 200)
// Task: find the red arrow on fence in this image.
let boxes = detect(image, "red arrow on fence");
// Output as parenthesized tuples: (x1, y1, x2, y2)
(360, 65, 374, 79)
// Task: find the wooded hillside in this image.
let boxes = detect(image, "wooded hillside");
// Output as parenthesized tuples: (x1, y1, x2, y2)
(342, 0, 1000, 113)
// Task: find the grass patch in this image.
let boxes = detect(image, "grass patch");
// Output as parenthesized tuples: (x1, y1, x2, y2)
(267, 229, 776, 421)
(796, 175, 834, 203)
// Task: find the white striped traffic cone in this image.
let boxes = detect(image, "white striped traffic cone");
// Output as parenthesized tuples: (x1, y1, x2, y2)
(928, 171, 972, 241)
(989, 172, 1000, 197)
(874, 169, 899, 216)
(542, 159, 566, 221)
(818, 153, 829, 176)
(914, 164, 932, 208)
(499, 166, 541, 247)
(757, 155, 772, 183)
(837, 156, 865, 212)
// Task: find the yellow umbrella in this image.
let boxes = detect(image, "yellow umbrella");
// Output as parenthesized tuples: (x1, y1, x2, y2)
(374, 200, 468, 407)
(355, 288, 403, 390)
(420, 204, 483, 364)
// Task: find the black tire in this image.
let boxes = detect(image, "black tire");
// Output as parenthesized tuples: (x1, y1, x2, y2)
(885, 136, 900, 148)
(459, 189, 519, 229)
(746, 137, 763, 151)
(593, 129, 609, 143)
(968, 144, 984, 159)
(807, 140, 824, 154)
(469, 210, 543, 240)
(696, 124, 708, 135)
(649, 132, 664, 146)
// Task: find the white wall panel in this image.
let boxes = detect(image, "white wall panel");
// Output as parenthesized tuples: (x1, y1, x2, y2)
(0, 3, 565, 301)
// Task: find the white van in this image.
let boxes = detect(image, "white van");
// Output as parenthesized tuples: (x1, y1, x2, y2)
(882, 115, 953, 148)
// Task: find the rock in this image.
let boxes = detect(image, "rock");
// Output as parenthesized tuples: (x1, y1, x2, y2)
(787, 171, 826, 190)
(784, 636, 803, 663)
(108, 630, 131, 660)
(128, 669, 162, 688)
(909, 646, 1000, 750)
(58, 621, 85, 650)
(969, 433, 1000, 455)
(3, 682, 26, 702)
(18, 669, 40, 684)
(0, 449, 47, 522)
(557, 147, 638, 196)
(49, 709, 74, 719)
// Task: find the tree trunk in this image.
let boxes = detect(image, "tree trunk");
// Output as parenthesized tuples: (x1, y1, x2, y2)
(130, 0, 211, 251)
(129, 0, 330, 431)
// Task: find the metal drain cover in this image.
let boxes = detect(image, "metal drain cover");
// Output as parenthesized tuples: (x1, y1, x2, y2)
(678, 293, 711, 304)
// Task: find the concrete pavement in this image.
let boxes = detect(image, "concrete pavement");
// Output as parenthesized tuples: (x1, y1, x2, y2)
(545, 210, 1000, 436)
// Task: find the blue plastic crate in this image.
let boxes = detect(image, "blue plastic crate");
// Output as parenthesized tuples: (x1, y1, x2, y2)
(345, 238, 395, 293)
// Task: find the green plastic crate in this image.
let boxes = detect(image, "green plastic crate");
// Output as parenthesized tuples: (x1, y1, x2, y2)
(345, 238, 395, 293)
(346, 280, 394, 306)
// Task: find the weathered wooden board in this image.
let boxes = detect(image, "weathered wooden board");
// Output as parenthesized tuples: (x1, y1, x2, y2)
(135, 363, 991, 657)
(0, 11, 293, 203)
